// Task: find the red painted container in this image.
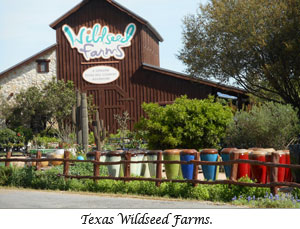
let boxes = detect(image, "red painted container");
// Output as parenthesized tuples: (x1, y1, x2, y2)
(258, 149, 275, 183)
(233, 149, 251, 179)
(249, 151, 267, 184)
(274, 151, 286, 182)
(284, 150, 291, 182)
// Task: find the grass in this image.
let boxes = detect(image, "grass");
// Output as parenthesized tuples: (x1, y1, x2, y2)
(0, 165, 299, 208)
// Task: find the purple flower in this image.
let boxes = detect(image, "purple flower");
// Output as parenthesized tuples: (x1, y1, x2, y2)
(247, 196, 252, 202)
(252, 195, 256, 201)
(275, 194, 279, 201)
(232, 196, 237, 201)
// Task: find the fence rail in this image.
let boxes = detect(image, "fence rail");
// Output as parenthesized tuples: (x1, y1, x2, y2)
(1, 150, 300, 195)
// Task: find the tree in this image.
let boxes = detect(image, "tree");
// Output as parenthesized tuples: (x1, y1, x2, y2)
(2, 78, 76, 134)
(179, 0, 300, 109)
(135, 96, 233, 150)
(224, 102, 300, 149)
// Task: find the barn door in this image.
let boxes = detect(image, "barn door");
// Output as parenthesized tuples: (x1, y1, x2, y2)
(87, 85, 132, 133)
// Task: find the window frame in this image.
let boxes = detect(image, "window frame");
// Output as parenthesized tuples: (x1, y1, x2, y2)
(36, 59, 50, 73)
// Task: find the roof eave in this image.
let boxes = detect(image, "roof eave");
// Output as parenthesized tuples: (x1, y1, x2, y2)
(141, 63, 247, 95)
(0, 44, 57, 78)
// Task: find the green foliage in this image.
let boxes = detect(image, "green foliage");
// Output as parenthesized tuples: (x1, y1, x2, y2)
(43, 78, 76, 130)
(108, 130, 147, 150)
(179, 0, 300, 109)
(224, 102, 300, 149)
(0, 128, 24, 148)
(14, 126, 33, 144)
(135, 95, 233, 150)
(1, 166, 299, 208)
(32, 135, 60, 148)
(2, 78, 76, 134)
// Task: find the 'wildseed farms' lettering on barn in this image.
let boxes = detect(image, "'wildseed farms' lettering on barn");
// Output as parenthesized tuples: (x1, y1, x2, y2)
(0, 0, 249, 133)
(62, 23, 136, 60)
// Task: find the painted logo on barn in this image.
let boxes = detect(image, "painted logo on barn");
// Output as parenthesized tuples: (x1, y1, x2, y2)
(62, 23, 136, 61)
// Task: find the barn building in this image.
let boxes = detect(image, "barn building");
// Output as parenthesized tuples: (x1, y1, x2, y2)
(0, 0, 248, 132)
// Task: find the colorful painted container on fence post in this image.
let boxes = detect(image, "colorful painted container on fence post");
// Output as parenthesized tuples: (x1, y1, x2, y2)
(105, 150, 123, 177)
(163, 149, 181, 180)
(249, 150, 267, 183)
(275, 150, 286, 182)
(220, 148, 237, 179)
(87, 151, 107, 162)
(129, 149, 144, 176)
(234, 149, 251, 179)
(284, 150, 292, 182)
(146, 150, 161, 177)
(180, 149, 197, 180)
(200, 149, 218, 181)
(258, 148, 275, 183)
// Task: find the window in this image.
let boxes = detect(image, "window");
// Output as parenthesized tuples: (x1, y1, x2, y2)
(36, 59, 50, 73)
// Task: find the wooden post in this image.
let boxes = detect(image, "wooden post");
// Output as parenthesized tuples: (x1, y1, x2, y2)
(193, 151, 200, 187)
(36, 150, 42, 171)
(156, 151, 163, 187)
(63, 151, 70, 180)
(5, 150, 12, 167)
(93, 151, 101, 183)
(230, 151, 239, 181)
(270, 152, 279, 195)
(124, 151, 131, 181)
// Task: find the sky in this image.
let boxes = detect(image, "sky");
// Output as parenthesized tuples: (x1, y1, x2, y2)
(0, 0, 208, 74)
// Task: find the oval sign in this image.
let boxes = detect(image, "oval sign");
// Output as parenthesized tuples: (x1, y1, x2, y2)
(82, 66, 120, 84)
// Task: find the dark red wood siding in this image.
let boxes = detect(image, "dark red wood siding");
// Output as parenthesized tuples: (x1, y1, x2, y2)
(54, 0, 247, 133)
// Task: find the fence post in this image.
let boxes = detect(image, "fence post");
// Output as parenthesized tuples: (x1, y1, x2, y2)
(63, 151, 70, 180)
(193, 151, 200, 187)
(270, 152, 279, 195)
(156, 151, 163, 187)
(230, 151, 239, 181)
(93, 151, 101, 183)
(36, 150, 42, 171)
(124, 151, 131, 182)
(5, 150, 12, 167)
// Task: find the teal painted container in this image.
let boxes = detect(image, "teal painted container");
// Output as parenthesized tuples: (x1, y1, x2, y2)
(220, 148, 237, 179)
(200, 149, 219, 181)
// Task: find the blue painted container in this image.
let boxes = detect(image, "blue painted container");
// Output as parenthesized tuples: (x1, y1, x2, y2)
(180, 149, 197, 180)
(220, 148, 237, 179)
(200, 149, 219, 181)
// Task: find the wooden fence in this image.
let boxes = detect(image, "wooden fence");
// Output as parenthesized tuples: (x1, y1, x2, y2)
(1, 150, 300, 195)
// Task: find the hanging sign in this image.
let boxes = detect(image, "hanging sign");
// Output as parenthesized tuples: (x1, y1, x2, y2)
(82, 66, 120, 84)
(62, 23, 136, 61)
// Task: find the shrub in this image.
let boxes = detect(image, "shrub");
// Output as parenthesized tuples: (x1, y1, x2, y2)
(224, 102, 300, 149)
(135, 95, 233, 150)
(0, 128, 24, 148)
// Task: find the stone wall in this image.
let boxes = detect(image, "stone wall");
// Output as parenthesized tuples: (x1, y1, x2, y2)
(0, 49, 56, 104)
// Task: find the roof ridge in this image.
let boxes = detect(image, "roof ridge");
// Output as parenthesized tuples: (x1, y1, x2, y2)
(49, 0, 163, 42)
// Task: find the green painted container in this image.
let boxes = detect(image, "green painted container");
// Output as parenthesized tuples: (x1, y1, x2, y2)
(163, 149, 181, 179)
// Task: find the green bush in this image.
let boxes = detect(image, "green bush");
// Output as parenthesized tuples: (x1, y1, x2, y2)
(135, 95, 233, 150)
(224, 102, 300, 149)
(0, 166, 297, 208)
(0, 128, 24, 148)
